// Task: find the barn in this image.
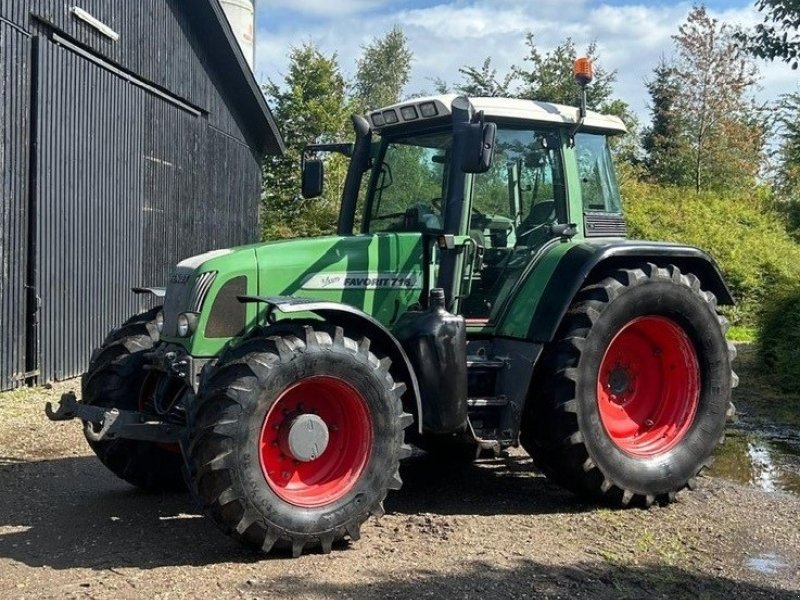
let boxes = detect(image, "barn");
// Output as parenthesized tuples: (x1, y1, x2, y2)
(0, 0, 284, 390)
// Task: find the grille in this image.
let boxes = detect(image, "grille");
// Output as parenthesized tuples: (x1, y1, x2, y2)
(162, 271, 217, 336)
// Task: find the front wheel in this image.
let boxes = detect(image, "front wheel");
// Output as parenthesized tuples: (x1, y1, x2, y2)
(521, 263, 736, 507)
(82, 307, 187, 491)
(187, 325, 413, 557)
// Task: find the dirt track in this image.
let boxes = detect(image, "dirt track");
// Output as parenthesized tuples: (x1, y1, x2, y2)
(1, 354, 799, 599)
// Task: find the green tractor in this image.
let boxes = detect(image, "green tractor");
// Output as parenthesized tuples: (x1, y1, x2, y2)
(47, 62, 736, 557)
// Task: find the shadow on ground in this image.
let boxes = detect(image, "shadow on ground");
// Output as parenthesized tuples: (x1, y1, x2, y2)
(0, 452, 582, 571)
(255, 560, 797, 600)
(0, 453, 796, 598)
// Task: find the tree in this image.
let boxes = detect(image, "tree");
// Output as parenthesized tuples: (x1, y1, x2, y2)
(262, 44, 350, 239)
(353, 26, 413, 111)
(456, 57, 517, 97)
(514, 35, 617, 110)
(642, 60, 693, 186)
(670, 6, 766, 192)
(738, 0, 800, 69)
(776, 91, 800, 199)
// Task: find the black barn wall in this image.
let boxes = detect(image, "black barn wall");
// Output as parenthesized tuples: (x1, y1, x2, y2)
(0, 23, 31, 390)
(0, 1, 267, 388)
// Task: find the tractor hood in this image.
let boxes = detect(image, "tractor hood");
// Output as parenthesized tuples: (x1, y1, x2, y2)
(161, 233, 426, 357)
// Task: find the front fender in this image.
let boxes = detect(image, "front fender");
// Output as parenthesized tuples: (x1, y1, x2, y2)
(496, 240, 733, 342)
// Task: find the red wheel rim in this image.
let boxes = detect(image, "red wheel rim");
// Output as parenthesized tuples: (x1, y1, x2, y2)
(596, 316, 700, 458)
(259, 376, 373, 508)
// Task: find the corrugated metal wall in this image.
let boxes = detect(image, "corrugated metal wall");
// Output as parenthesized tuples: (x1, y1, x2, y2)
(35, 39, 145, 381)
(141, 101, 260, 288)
(0, 1, 252, 145)
(0, 22, 31, 390)
(0, 2, 266, 388)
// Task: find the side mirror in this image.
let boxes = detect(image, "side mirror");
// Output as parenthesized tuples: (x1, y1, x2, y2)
(462, 122, 497, 174)
(302, 159, 324, 199)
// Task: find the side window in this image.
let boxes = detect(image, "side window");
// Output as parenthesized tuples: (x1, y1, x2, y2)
(367, 133, 450, 234)
(575, 133, 622, 213)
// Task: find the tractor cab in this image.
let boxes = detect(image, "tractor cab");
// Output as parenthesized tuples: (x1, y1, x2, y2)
(304, 93, 627, 325)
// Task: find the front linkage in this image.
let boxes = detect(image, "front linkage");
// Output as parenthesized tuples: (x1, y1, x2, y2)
(46, 391, 184, 444)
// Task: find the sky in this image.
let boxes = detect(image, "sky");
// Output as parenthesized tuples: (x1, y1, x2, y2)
(252, 0, 799, 120)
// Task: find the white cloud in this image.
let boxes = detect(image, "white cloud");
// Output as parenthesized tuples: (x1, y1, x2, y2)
(254, 0, 800, 120)
(256, 0, 390, 17)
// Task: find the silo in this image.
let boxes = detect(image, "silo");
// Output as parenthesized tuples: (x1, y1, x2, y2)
(220, 0, 255, 70)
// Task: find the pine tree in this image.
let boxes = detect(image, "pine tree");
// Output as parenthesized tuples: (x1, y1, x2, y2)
(642, 60, 692, 186)
(777, 92, 800, 199)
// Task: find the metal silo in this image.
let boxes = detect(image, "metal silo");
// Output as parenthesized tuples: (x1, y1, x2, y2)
(220, 0, 255, 70)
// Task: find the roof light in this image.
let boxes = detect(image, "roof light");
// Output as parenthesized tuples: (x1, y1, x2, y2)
(419, 102, 438, 118)
(371, 112, 385, 127)
(383, 109, 399, 124)
(574, 57, 594, 87)
(400, 106, 418, 121)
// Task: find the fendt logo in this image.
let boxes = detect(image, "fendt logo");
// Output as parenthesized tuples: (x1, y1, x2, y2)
(169, 272, 191, 284)
(302, 272, 422, 291)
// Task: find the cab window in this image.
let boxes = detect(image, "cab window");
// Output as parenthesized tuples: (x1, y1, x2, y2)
(575, 133, 622, 213)
(366, 131, 450, 234)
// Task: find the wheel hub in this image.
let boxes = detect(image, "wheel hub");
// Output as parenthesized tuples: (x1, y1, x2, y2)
(280, 413, 330, 462)
(259, 376, 373, 508)
(607, 366, 632, 398)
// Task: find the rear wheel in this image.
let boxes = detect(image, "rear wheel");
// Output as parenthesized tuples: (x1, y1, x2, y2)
(82, 308, 187, 491)
(187, 325, 413, 556)
(521, 263, 736, 506)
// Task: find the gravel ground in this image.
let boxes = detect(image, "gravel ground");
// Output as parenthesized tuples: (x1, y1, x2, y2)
(1, 366, 799, 599)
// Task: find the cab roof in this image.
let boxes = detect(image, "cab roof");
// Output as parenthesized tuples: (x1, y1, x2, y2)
(369, 94, 627, 136)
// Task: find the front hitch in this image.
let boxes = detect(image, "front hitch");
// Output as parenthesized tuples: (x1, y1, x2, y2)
(45, 392, 184, 444)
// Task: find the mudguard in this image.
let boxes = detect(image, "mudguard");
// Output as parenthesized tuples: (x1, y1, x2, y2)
(239, 295, 424, 434)
(497, 240, 733, 343)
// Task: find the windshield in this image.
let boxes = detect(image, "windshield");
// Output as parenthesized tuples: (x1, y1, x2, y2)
(365, 130, 451, 234)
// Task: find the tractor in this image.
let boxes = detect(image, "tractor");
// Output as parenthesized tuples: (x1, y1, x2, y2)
(47, 60, 737, 557)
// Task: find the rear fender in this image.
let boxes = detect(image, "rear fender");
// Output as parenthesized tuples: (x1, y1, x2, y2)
(240, 296, 423, 434)
(497, 241, 733, 343)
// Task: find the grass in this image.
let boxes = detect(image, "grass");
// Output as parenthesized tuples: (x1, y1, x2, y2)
(727, 326, 756, 343)
(733, 344, 800, 428)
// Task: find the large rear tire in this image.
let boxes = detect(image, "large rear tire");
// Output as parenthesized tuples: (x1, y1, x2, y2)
(521, 263, 736, 506)
(187, 325, 413, 557)
(82, 307, 187, 492)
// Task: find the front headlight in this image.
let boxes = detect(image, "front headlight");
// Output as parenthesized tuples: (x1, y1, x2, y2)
(176, 313, 198, 337)
(155, 311, 164, 333)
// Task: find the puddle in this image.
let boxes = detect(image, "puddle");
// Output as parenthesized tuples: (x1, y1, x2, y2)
(746, 553, 789, 575)
(713, 425, 800, 496)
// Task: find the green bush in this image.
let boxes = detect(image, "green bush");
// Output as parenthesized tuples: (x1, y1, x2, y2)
(622, 180, 800, 326)
(757, 286, 800, 393)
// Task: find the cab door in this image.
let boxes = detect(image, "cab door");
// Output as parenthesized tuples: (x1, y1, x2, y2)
(460, 126, 568, 321)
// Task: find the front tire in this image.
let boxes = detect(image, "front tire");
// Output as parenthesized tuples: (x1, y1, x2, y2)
(521, 263, 736, 506)
(82, 307, 187, 492)
(187, 325, 413, 557)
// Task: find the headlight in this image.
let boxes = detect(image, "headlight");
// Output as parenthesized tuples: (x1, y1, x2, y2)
(155, 311, 164, 333)
(176, 313, 198, 337)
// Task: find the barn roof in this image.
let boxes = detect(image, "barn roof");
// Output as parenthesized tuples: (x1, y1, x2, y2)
(190, 0, 285, 156)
